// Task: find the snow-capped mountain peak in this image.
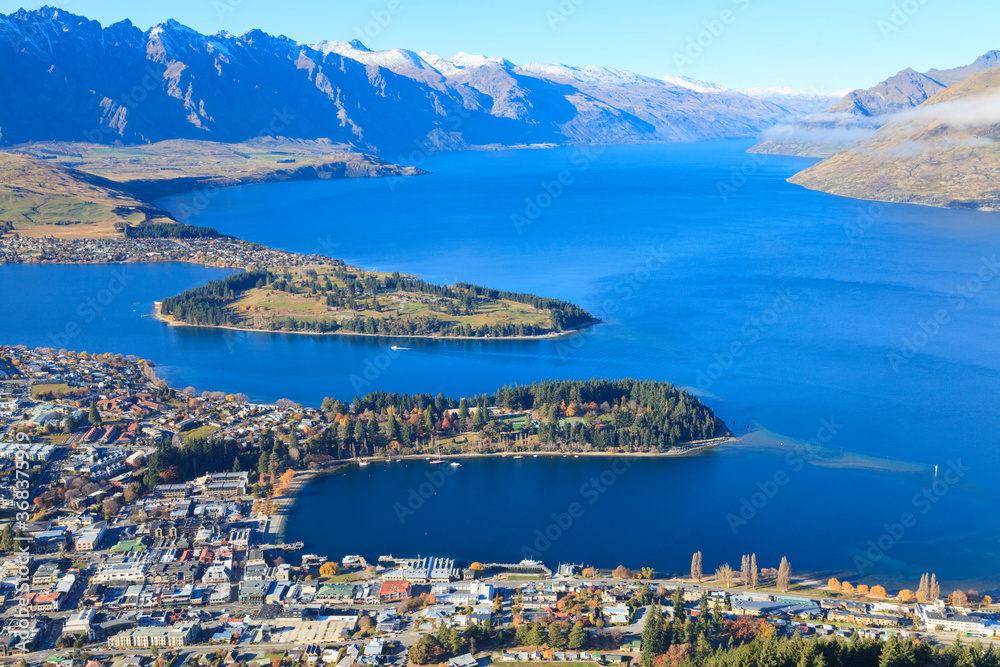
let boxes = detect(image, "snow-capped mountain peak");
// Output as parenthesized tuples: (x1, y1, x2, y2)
(419, 51, 514, 77)
(661, 75, 731, 94)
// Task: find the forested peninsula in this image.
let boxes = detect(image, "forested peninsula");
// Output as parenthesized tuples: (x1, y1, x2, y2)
(158, 265, 598, 339)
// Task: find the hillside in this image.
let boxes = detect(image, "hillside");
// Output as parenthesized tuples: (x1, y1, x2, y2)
(0, 139, 422, 238)
(788, 67, 1000, 210)
(0, 7, 803, 153)
(749, 51, 1000, 157)
(0, 152, 173, 238)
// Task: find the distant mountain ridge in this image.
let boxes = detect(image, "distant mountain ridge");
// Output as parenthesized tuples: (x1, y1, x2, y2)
(0, 6, 830, 154)
(788, 66, 1000, 211)
(749, 50, 1000, 157)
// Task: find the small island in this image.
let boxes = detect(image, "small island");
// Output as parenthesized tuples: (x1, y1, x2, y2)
(157, 265, 597, 339)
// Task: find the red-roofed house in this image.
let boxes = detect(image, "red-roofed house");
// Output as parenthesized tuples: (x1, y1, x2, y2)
(379, 580, 412, 603)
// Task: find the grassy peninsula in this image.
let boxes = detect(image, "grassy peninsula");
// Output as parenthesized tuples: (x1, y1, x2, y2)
(158, 267, 597, 338)
(0, 138, 423, 239)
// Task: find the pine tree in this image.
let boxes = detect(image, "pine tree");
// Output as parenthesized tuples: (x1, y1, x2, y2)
(712, 596, 723, 630)
(526, 623, 546, 647)
(698, 592, 709, 633)
(672, 587, 684, 616)
(88, 401, 101, 426)
(548, 624, 567, 649)
(694, 632, 713, 662)
(232, 457, 241, 473)
(0, 524, 14, 552)
(641, 602, 665, 667)
(567, 622, 588, 650)
(684, 617, 697, 644)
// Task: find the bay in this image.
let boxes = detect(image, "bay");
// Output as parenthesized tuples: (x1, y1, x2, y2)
(4, 141, 1000, 585)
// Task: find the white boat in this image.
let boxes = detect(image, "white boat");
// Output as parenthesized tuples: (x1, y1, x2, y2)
(450, 461, 461, 467)
(358, 460, 368, 466)
(513, 455, 524, 460)
(429, 438, 444, 464)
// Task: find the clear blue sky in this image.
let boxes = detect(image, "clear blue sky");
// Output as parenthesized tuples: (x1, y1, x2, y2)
(4, 0, 998, 91)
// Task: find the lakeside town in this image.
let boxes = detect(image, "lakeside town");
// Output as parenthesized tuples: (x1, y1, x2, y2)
(0, 345, 997, 666)
(0, 235, 342, 271)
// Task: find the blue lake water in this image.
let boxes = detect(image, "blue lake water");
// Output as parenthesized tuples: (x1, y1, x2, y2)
(3, 141, 1000, 586)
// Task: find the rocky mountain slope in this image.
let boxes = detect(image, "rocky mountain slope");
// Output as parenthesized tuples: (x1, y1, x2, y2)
(788, 67, 1000, 210)
(0, 7, 810, 154)
(749, 51, 1000, 157)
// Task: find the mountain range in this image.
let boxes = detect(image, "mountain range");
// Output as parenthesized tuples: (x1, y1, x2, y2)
(788, 67, 1000, 211)
(0, 7, 841, 154)
(749, 50, 1000, 157)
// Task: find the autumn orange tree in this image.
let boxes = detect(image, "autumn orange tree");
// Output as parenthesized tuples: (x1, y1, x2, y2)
(827, 578, 841, 592)
(857, 584, 870, 597)
(612, 565, 632, 579)
(897, 589, 914, 602)
(842, 582, 855, 595)
(870, 585, 887, 598)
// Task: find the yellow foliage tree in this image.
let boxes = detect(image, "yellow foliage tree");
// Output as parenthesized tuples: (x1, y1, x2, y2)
(870, 585, 887, 598)
(897, 589, 914, 602)
(469, 562, 484, 571)
(857, 584, 870, 597)
(582, 567, 596, 578)
(842, 582, 854, 594)
(828, 578, 841, 591)
(319, 562, 339, 578)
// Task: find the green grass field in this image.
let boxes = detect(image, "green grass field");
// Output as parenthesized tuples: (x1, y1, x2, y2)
(228, 264, 554, 335)
(181, 424, 217, 444)
(30, 383, 74, 399)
